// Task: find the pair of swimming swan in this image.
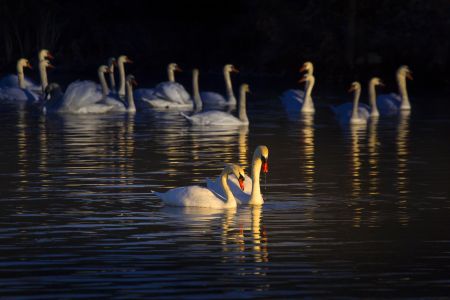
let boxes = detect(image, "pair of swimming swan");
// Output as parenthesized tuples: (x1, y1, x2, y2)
(281, 61, 315, 114)
(153, 146, 269, 209)
(0, 49, 54, 102)
(333, 66, 413, 125)
(136, 64, 238, 110)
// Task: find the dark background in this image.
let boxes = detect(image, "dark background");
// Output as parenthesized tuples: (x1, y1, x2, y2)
(0, 0, 449, 94)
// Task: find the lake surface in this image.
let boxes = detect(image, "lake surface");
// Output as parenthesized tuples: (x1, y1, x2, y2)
(0, 94, 449, 299)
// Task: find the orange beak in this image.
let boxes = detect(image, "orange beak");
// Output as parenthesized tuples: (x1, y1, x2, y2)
(238, 178, 245, 191)
(298, 77, 307, 84)
(406, 72, 413, 80)
(175, 66, 183, 72)
(132, 79, 138, 86)
(262, 162, 268, 173)
(126, 58, 133, 63)
(48, 63, 55, 69)
(27, 63, 33, 69)
(231, 66, 239, 73)
(47, 52, 54, 60)
(299, 64, 307, 72)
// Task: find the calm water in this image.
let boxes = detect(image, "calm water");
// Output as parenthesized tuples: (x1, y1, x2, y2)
(0, 95, 449, 299)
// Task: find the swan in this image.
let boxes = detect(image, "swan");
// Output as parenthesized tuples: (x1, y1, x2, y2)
(332, 81, 370, 125)
(282, 71, 315, 114)
(43, 72, 137, 114)
(137, 63, 192, 109)
(191, 68, 203, 112)
(0, 58, 40, 103)
(181, 83, 249, 126)
(206, 145, 269, 205)
(153, 164, 246, 209)
(0, 49, 53, 91)
(107, 57, 117, 93)
(367, 77, 384, 117)
(280, 61, 314, 110)
(376, 65, 413, 115)
(199, 64, 239, 107)
(117, 55, 133, 99)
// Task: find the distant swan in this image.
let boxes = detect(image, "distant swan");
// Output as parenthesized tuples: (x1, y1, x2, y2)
(153, 164, 246, 209)
(117, 55, 133, 99)
(0, 58, 40, 103)
(137, 63, 192, 109)
(280, 61, 315, 113)
(181, 83, 249, 126)
(107, 57, 117, 93)
(206, 145, 269, 205)
(43, 72, 137, 114)
(376, 65, 413, 115)
(200, 64, 239, 107)
(332, 81, 370, 125)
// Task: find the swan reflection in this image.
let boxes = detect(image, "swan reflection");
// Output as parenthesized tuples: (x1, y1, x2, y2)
(396, 111, 411, 226)
(300, 113, 315, 197)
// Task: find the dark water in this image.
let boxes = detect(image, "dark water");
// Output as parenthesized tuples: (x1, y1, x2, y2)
(0, 96, 449, 299)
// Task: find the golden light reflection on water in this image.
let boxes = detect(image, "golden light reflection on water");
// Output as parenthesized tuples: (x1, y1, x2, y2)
(300, 114, 315, 198)
(17, 110, 28, 193)
(397, 111, 411, 226)
(368, 118, 380, 196)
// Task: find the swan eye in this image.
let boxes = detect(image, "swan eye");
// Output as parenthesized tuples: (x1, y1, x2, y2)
(261, 156, 267, 163)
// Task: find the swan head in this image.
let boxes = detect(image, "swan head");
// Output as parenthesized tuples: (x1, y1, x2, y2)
(108, 57, 116, 67)
(299, 73, 315, 85)
(98, 65, 111, 74)
(254, 145, 269, 173)
(118, 55, 133, 64)
(299, 61, 313, 73)
(369, 77, 383, 88)
(40, 59, 55, 70)
(39, 49, 54, 61)
(126, 74, 138, 86)
(168, 63, 182, 73)
(348, 81, 361, 93)
(397, 65, 413, 80)
(226, 164, 246, 191)
(224, 64, 239, 74)
(240, 83, 250, 94)
(17, 58, 32, 70)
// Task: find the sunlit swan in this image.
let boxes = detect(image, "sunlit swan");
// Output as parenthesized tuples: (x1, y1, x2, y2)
(206, 145, 269, 205)
(181, 83, 249, 126)
(43, 74, 136, 114)
(191, 68, 203, 112)
(280, 61, 314, 109)
(153, 164, 246, 209)
(107, 57, 117, 93)
(0, 49, 53, 91)
(200, 64, 239, 107)
(376, 65, 413, 115)
(367, 77, 384, 117)
(117, 55, 133, 99)
(332, 81, 370, 125)
(282, 71, 315, 114)
(137, 63, 192, 109)
(0, 58, 39, 102)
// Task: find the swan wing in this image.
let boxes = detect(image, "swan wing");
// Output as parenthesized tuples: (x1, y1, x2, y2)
(200, 91, 227, 106)
(182, 111, 242, 126)
(154, 185, 229, 208)
(154, 82, 191, 104)
(376, 93, 401, 115)
(0, 75, 39, 90)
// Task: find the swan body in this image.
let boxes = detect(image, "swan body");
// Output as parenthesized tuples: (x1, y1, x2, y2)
(376, 66, 413, 115)
(200, 64, 238, 107)
(0, 58, 39, 103)
(153, 164, 246, 209)
(333, 81, 369, 125)
(207, 145, 269, 205)
(182, 83, 249, 126)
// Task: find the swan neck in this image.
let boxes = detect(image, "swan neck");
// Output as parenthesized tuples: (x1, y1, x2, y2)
(108, 64, 116, 91)
(369, 83, 379, 116)
(220, 169, 236, 206)
(397, 74, 410, 109)
(98, 70, 110, 96)
(352, 88, 361, 119)
(17, 63, 25, 89)
(307, 67, 314, 76)
(126, 82, 136, 113)
(192, 72, 202, 111)
(224, 69, 236, 105)
(39, 61, 48, 93)
(249, 158, 263, 205)
(118, 60, 126, 98)
(168, 67, 175, 82)
(302, 78, 315, 112)
(239, 89, 248, 123)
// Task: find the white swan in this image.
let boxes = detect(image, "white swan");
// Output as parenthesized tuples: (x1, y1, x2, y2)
(191, 68, 203, 112)
(153, 164, 246, 209)
(0, 58, 39, 103)
(333, 81, 370, 125)
(107, 57, 117, 93)
(367, 77, 384, 117)
(206, 145, 269, 205)
(376, 65, 412, 115)
(43, 72, 136, 114)
(181, 83, 249, 126)
(282, 71, 315, 114)
(280, 61, 314, 111)
(0, 49, 53, 91)
(137, 63, 192, 109)
(200, 64, 238, 107)
(117, 55, 133, 99)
